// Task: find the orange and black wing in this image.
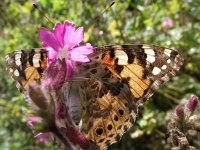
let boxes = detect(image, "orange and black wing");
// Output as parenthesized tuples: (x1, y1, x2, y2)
(86, 44, 184, 104)
(5, 48, 48, 91)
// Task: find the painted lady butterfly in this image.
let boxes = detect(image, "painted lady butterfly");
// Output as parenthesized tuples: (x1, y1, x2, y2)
(5, 44, 184, 149)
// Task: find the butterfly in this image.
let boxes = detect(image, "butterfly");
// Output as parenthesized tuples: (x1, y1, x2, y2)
(5, 44, 184, 149)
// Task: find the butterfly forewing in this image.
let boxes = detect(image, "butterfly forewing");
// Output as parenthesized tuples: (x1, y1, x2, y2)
(90, 44, 184, 103)
(5, 48, 47, 91)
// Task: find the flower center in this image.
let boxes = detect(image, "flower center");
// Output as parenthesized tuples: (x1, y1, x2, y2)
(57, 45, 70, 60)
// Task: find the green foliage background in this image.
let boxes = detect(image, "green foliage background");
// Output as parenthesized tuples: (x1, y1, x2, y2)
(0, 0, 200, 149)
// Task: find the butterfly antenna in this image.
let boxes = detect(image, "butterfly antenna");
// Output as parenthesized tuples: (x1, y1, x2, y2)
(33, 3, 55, 25)
(102, 1, 115, 14)
(96, 1, 115, 20)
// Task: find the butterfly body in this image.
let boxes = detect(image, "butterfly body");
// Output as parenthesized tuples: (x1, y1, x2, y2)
(5, 44, 184, 149)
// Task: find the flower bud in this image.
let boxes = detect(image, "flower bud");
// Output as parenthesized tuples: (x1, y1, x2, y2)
(44, 58, 66, 90)
(175, 105, 184, 121)
(61, 127, 89, 149)
(185, 95, 198, 113)
(28, 83, 48, 109)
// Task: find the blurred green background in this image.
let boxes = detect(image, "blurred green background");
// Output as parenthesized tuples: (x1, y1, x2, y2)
(0, 0, 200, 149)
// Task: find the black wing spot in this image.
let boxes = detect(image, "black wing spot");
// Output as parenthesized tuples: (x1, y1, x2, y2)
(117, 125, 122, 130)
(123, 125, 128, 131)
(114, 115, 119, 121)
(28, 49, 35, 66)
(128, 52, 135, 64)
(110, 48, 115, 58)
(118, 109, 124, 116)
(96, 127, 104, 136)
(21, 50, 27, 70)
(40, 50, 44, 61)
(115, 65, 124, 73)
(37, 67, 43, 75)
(98, 139, 104, 143)
(107, 124, 113, 130)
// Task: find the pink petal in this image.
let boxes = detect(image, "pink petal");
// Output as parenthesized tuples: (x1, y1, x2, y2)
(53, 22, 65, 48)
(69, 27, 84, 48)
(70, 43, 93, 63)
(38, 27, 61, 51)
(64, 22, 76, 48)
(71, 43, 94, 55)
(28, 116, 43, 122)
(28, 116, 43, 128)
(64, 25, 84, 49)
(64, 20, 75, 28)
(71, 51, 90, 63)
(35, 132, 52, 143)
(47, 48, 58, 64)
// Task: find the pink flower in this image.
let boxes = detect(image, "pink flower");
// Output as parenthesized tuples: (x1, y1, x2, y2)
(161, 17, 174, 32)
(162, 18, 173, 27)
(28, 116, 43, 129)
(35, 132, 52, 143)
(39, 20, 94, 77)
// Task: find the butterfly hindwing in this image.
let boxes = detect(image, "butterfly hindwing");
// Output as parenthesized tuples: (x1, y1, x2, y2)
(79, 75, 137, 149)
(5, 48, 47, 91)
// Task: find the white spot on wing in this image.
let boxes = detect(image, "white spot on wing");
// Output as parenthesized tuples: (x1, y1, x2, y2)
(164, 49, 172, 57)
(14, 69, 19, 77)
(15, 53, 22, 66)
(146, 55, 155, 63)
(152, 67, 161, 75)
(115, 50, 128, 65)
(161, 74, 170, 82)
(167, 59, 171, 64)
(33, 54, 40, 67)
(161, 65, 167, 70)
(144, 49, 155, 56)
(142, 45, 151, 49)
